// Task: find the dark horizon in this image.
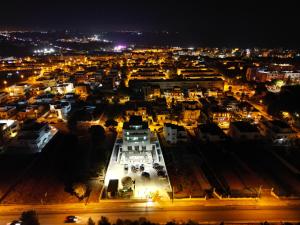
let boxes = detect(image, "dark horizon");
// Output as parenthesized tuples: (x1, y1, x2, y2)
(1, 0, 300, 48)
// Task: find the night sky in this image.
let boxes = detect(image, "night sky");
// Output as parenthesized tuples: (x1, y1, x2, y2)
(1, 0, 300, 47)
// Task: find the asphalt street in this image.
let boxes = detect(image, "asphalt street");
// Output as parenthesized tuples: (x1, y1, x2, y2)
(1, 201, 300, 225)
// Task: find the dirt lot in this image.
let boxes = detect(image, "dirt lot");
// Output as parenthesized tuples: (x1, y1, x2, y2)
(161, 134, 300, 199)
(160, 134, 209, 198)
(200, 144, 264, 197)
(0, 155, 36, 202)
(231, 143, 300, 197)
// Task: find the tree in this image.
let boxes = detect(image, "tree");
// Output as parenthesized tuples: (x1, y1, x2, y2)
(105, 119, 118, 127)
(240, 92, 246, 101)
(20, 210, 40, 225)
(88, 217, 96, 225)
(166, 221, 176, 225)
(141, 172, 150, 180)
(121, 176, 133, 189)
(98, 216, 110, 225)
(115, 218, 124, 225)
(254, 84, 267, 97)
(72, 182, 87, 199)
(67, 114, 78, 131)
(89, 125, 105, 143)
(0, 129, 4, 145)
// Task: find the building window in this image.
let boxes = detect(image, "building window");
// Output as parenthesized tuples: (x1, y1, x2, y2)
(128, 146, 132, 150)
(135, 146, 139, 151)
(142, 146, 146, 150)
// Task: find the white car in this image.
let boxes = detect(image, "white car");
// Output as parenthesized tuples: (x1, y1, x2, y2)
(7, 221, 22, 225)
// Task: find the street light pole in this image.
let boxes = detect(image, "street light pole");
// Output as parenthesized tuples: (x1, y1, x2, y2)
(258, 185, 262, 198)
(172, 184, 174, 204)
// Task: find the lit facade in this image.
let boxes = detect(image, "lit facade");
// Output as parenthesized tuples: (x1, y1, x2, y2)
(7, 122, 57, 154)
(105, 116, 171, 199)
(50, 101, 72, 121)
(163, 123, 188, 144)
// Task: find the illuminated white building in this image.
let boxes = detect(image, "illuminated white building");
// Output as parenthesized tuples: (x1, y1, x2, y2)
(163, 123, 188, 144)
(247, 64, 300, 83)
(119, 116, 154, 164)
(53, 83, 74, 95)
(0, 119, 19, 140)
(105, 116, 171, 199)
(7, 121, 57, 154)
(49, 101, 71, 120)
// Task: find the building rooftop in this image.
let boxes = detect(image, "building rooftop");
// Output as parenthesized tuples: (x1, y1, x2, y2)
(123, 116, 149, 130)
(270, 120, 291, 129)
(0, 106, 16, 112)
(198, 123, 225, 136)
(164, 123, 185, 131)
(22, 121, 48, 132)
(238, 102, 259, 112)
(210, 105, 228, 113)
(130, 78, 224, 83)
(231, 121, 259, 133)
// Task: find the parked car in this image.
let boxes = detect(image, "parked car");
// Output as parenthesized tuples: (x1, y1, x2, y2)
(64, 216, 79, 223)
(140, 164, 145, 171)
(124, 164, 129, 171)
(131, 165, 138, 173)
(141, 172, 150, 179)
(157, 170, 167, 178)
(7, 221, 22, 225)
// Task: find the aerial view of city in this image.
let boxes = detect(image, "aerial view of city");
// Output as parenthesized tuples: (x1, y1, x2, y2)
(1, 1, 300, 225)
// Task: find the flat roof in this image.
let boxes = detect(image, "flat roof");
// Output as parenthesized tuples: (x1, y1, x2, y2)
(164, 123, 185, 131)
(22, 121, 48, 131)
(123, 116, 149, 130)
(129, 78, 224, 84)
(231, 121, 259, 133)
(199, 123, 225, 136)
(270, 120, 291, 129)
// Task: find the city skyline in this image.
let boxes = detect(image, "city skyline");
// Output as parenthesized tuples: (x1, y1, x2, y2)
(1, 0, 300, 48)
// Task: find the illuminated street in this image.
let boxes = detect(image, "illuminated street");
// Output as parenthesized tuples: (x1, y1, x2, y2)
(1, 201, 300, 224)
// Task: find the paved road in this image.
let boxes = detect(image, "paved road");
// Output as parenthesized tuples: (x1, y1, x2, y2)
(1, 201, 300, 225)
